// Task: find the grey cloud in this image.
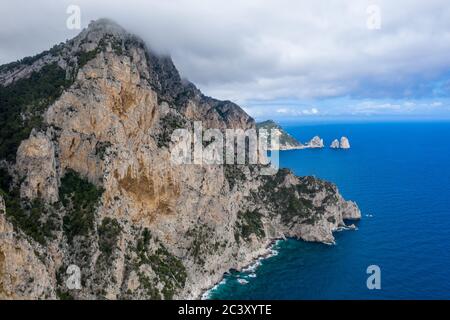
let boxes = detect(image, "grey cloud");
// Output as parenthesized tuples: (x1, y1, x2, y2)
(1, 0, 450, 106)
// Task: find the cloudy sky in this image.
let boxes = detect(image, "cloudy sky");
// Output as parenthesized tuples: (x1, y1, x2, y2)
(2, 0, 450, 120)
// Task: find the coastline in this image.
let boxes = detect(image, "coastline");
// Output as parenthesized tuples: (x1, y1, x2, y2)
(201, 221, 360, 299)
(200, 239, 282, 300)
(268, 145, 324, 151)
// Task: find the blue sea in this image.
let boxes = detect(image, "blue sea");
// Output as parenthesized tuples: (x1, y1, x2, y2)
(209, 121, 450, 299)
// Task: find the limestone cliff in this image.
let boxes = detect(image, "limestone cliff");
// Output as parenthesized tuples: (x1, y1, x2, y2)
(0, 19, 360, 300)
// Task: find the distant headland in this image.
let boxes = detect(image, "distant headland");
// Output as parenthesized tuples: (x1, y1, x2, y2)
(256, 120, 350, 150)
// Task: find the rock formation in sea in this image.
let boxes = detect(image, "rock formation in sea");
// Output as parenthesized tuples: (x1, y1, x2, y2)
(330, 139, 340, 149)
(0, 19, 360, 299)
(306, 136, 324, 148)
(330, 137, 350, 149)
(340, 137, 351, 149)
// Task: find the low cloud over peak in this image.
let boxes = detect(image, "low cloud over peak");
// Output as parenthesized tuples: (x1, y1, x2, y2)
(2, 0, 450, 118)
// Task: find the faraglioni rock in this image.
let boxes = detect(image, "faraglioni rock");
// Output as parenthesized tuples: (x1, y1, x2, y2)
(330, 137, 350, 149)
(0, 19, 360, 300)
(340, 136, 351, 149)
(330, 139, 340, 149)
(306, 136, 324, 148)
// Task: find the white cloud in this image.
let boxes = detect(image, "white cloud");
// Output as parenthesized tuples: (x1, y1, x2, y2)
(431, 101, 443, 107)
(276, 107, 319, 116)
(341, 99, 450, 116)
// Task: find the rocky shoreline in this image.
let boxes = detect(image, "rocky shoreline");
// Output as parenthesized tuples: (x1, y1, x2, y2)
(200, 238, 282, 300)
(200, 215, 360, 300)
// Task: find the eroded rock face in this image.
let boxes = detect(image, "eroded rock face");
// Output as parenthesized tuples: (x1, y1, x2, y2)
(0, 19, 360, 300)
(16, 132, 59, 203)
(0, 196, 56, 299)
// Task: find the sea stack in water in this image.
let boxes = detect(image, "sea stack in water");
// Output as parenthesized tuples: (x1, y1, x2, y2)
(330, 137, 350, 149)
(330, 139, 340, 148)
(340, 136, 350, 149)
(306, 136, 324, 148)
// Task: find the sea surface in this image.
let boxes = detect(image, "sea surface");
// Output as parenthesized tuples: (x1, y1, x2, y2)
(208, 121, 450, 299)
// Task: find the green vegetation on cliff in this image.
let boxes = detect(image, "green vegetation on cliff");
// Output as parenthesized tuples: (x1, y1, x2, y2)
(0, 63, 72, 161)
(60, 169, 104, 242)
(0, 44, 62, 74)
(224, 165, 246, 190)
(185, 224, 227, 265)
(98, 217, 122, 259)
(0, 168, 59, 244)
(132, 228, 187, 299)
(258, 169, 318, 225)
(235, 210, 265, 242)
(156, 113, 186, 148)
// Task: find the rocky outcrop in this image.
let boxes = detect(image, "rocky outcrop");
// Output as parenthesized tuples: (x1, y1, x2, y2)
(330, 139, 340, 149)
(16, 132, 59, 203)
(340, 137, 350, 149)
(305, 136, 324, 148)
(330, 137, 350, 149)
(0, 19, 360, 300)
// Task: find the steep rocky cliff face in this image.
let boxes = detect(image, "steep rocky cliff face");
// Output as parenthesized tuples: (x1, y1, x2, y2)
(0, 19, 360, 300)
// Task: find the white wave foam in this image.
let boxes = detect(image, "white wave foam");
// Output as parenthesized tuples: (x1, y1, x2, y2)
(201, 278, 227, 300)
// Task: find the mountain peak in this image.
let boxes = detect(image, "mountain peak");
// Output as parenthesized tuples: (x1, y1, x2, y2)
(72, 18, 134, 50)
(88, 18, 124, 29)
(84, 18, 130, 39)
(0, 18, 253, 128)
